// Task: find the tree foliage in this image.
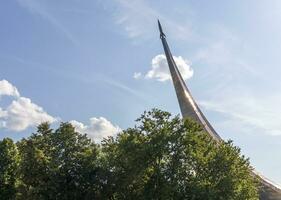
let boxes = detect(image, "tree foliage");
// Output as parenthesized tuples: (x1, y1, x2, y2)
(0, 138, 19, 200)
(16, 122, 100, 200)
(0, 109, 259, 199)
(101, 109, 259, 200)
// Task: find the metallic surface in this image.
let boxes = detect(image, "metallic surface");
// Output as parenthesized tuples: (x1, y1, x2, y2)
(158, 20, 281, 199)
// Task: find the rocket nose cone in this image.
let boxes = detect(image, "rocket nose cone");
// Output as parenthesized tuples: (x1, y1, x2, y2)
(158, 19, 162, 30)
(157, 20, 165, 38)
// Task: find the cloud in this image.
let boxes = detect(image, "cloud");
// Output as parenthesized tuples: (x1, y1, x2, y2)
(17, 0, 79, 45)
(133, 72, 142, 79)
(199, 90, 281, 136)
(70, 117, 121, 142)
(0, 80, 120, 137)
(0, 108, 6, 118)
(103, 78, 143, 98)
(102, 0, 193, 41)
(144, 54, 193, 82)
(0, 80, 56, 131)
(0, 80, 20, 97)
(111, 0, 157, 39)
(193, 25, 261, 82)
(3, 97, 56, 131)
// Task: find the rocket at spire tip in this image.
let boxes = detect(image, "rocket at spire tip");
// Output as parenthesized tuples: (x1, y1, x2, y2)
(157, 19, 166, 39)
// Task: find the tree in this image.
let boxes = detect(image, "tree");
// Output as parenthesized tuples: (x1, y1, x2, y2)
(12, 109, 259, 199)
(0, 138, 19, 200)
(17, 122, 101, 200)
(49, 122, 100, 199)
(102, 109, 259, 200)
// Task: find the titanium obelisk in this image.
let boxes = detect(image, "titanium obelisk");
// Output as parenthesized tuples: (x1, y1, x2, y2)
(158, 20, 221, 141)
(157, 20, 281, 200)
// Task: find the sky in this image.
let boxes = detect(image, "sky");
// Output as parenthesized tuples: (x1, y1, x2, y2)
(0, 0, 281, 184)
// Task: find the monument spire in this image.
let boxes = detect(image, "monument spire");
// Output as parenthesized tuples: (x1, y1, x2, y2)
(158, 19, 165, 39)
(158, 20, 221, 141)
(157, 20, 281, 199)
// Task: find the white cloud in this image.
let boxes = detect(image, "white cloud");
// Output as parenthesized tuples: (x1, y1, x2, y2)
(17, 0, 78, 45)
(0, 80, 56, 131)
(102, 0, 193, 41)
(133, 72, 142, 79)
(70, 117, 121, 142)
(0, 108, 6, 118)
(103, 77, 146, 100)
(3, 97, 56, 131)
(112, 0, 157, 39)
(0, 80, 20, 97)
(0, 80, 120, 137)
(193, 25, 260, 82)
(145, 54, 193, 82)
(200, 91, 281, 136)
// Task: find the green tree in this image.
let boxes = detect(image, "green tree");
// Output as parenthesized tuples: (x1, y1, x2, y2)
(0, 138, 19, 200)
(17, 122, 101, 200)
(16, 123, 56, 199)
(14, 109, 259, 199)
(49, 122, 100, 199)
(102, 109, 259, 200)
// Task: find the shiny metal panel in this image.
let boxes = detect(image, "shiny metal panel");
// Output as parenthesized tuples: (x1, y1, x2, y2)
(157, 20, 281, 199)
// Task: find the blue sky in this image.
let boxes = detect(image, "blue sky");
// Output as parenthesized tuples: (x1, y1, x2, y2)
(1, 0, 281, 184)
